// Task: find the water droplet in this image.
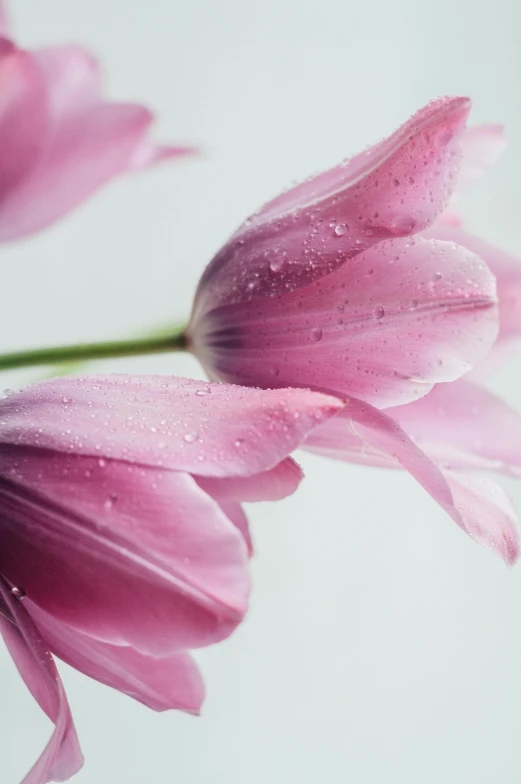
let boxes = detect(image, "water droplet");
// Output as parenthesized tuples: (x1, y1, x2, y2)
(3, 389, 14, 397)
(235, 438, 245, 447)
(373, 306, 385, 320)
(387, 216, 417, 235)
(432, 272, 442, 282)
(62, 396, 72, 404)
(196, 387, 211, 396)
(269, 256, 286, 272)
(104, 493, 118, 511)
(310, 328, 323, 341)
(98, 458, 107, 468)
(183, 432, 198, 443)
(11, 586, 25, 600)
(334, 223, 347, 237)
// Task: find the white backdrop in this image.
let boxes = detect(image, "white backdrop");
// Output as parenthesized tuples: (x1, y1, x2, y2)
(2, 1, 521, 782)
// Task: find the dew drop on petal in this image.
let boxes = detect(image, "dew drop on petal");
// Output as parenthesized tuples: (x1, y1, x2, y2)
(269, 256, 286, 272)
(184, 432, 199, 443)
(373, 306, 385, 320)
(310, 328, 323, 341)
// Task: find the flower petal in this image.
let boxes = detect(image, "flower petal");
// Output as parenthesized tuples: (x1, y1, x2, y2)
(389, 379, 521, 475)
(425, 224, 521, 369)
(0, 40, 48, 199)
(193, 97, 471, 314)
(193, 236, 497, 408)
(0, 451, 249, 655)
(0, 101, 156, 241)
(304, 398, 519, 563)
(33, 46, 101, 120)
(441, 470, 519, 565)
(0, 375, 343, 478)
(128, 141, 198, 170)
(25, 601, 204, 714)
(197, 457, 303, 502)
(0, 575, 83, 784)
(217, 503, 253, 556)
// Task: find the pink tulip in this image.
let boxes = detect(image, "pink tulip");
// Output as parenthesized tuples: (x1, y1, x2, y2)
(0, 3, 191, 242)
(188, 97, 521, 563)
(0, 375, 342, 783)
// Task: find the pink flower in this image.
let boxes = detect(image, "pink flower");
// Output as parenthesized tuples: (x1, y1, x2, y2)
(0, 375, 342, 783)
(188, 97, 521, 564)
(0, 3, 191, 242)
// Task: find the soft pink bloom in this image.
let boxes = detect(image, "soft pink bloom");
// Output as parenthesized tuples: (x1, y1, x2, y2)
(188, 97, 521, 563)
(0, 375, 342, 783)
(0, 3, 192, 242)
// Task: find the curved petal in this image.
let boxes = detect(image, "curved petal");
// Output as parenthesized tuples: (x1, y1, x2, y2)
(442, 470, 519, 565)
(197, 457, 303, 502)
(0, 375, 343, 478)
(0, 40, 48, 199)
(0, 451, 249, 655)
(304, 398, 519, 564)
(217, 503, 253, 556)
(425, 224, 521, 369)
(193, 236, 497, 408)
(0, 102, 154, 241)
(33, 46, 101, 120)
(0, 576, 83, 784)
(128, 141, 198, 170)
(193, 97, 471, 315)
(26, 601, 204, 714)
(389, 379, 521, 475)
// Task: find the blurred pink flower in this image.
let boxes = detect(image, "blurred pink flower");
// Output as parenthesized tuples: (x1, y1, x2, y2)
(188, 97, 521, 564)
(0, 3, 192, 242)
(0, 375, 342, 783)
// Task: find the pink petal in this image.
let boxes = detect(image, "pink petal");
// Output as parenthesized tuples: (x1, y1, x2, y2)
(389, 379, 521, 476)
(0, 375, 343, 478)
(455, 125, 507, 197)
(33, 46, 101, 120)
(193, 236, 498, 408)
(0, 452, 249, 655)
(0, 101, 154, 241)
(304, 398, 519, 564)
(218, 503, 253, 556)
(0, 576, 83, 784)
(197, 458, 304, 556)
(0, 40, 48, 199)
(128, 142, 198, 170)
(442, 470, 519, 565)
(26, 601, 204, 714)
(197, 457, 303, 502)
(425, 224, 521, 369)
(193, 97, 471, 314)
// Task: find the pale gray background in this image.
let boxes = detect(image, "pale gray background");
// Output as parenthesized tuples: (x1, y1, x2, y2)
(1, 0, 521, 782)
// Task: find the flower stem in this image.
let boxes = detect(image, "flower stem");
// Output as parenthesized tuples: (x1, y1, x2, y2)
(0, 328, 188, 372)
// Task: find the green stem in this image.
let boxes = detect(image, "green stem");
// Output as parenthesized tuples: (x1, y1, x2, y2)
(0, 328, 188, 372)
